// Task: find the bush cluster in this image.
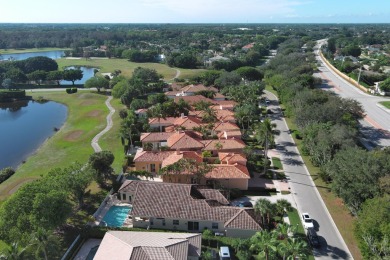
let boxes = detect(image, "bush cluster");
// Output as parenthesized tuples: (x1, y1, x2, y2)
(0, 167, 15, 184)
(66, 88, 78, 94)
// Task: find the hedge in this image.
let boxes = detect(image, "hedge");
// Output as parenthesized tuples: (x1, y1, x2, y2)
(0, 167, 16, 184)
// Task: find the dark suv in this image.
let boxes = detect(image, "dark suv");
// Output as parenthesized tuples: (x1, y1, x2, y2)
(307, 227, 320, 248)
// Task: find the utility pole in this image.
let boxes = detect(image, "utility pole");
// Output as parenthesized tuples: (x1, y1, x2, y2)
(357, 66, 362, 86)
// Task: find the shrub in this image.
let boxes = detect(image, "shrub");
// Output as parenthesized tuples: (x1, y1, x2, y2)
(72, 88, 78, 93)
(66, 88, 72, 94)
(0, 167, 15, 184)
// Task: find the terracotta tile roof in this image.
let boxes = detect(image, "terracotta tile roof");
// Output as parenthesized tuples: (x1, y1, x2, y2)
(218, 130, 242, 139)
(218, 153, 247, 165)
(174, 95, 217, 105)
(140, 132, 174, 142)
(94, 231, 201, 260)
(202, 139, 246, 151)
(162, 151, 203, 168)
(119, 181, 261, 231)
(197, 188, 229, 205)
(149, 117, 177, 125)
(180, 84, 218, 93)
(213, 93, 226, 100)
(167, 132, 204, 150)
(134, 151, 174, 162)
(205, 164, 250, 179)
(213, 122, 240, 132)
(173, 116, 203, 129)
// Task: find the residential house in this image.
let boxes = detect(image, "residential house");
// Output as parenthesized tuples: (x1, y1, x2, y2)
(242, 43, 255, 52)
(165, 84, 219, 98)
(161, 163, 250, 190)
(118, 181, 262, 237)
(202, 139, 246, 155)
(140, 132, 174, 150)
(167, 131, 205, 151)
(218, 130, 242, 140)
(149, 115, 203, 132)
(212, 122, 241, 134)
(94, 231, 201, 260)
(173, 95, 217, 106)
(134, 151, 174, 173)
(218, 153, 247, 165)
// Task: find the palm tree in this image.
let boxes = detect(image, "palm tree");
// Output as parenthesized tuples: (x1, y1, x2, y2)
(30, 228, 54, 260)
(255, 118, 277, 173)
(254, 198, 275, 228)
(250, 231, 279, 260)
(0, 242, 27, 260)
(275, 199, 293, 218)
(285, 238, 309, 260)
(275, 223, 291, 240)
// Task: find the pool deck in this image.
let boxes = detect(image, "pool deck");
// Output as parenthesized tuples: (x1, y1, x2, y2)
(92, 194, 133, 227)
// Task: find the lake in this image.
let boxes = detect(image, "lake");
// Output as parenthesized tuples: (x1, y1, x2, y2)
(0, 50, 96, 85)
(0, 100, 67, 170)
(0, 50, 65, 61)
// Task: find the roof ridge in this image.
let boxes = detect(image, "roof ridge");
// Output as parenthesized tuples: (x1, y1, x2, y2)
(224, 209, 244, 227)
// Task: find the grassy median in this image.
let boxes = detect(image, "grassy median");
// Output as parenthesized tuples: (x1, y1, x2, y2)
(0, 91, 124, 201)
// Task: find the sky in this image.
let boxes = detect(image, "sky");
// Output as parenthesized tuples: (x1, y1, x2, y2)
(0, 0, 389, 24)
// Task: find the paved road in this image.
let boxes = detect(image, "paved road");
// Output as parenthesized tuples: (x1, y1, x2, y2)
(315, 41, 390, 149)
(265, 91, 352, 260)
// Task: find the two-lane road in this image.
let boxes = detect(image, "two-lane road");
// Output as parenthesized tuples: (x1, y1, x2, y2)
(265, 91, 353, 259)
(315, 42, 390, 148)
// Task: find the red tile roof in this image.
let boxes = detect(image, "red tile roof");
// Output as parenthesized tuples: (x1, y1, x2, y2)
(162, 151, 203, 168)
(134, 151, 175, 162)
(167, 132, 204, 150)
(213, 122, 240, 132)
(174, 96, 217, 105)
(218, 153, 247, 165)
(218, 130, 242, 139)
(206, 164, 250, 179)
(119, 181, 261, 231)
(202, 139, 246, 151)
(140, 132, 174, 142)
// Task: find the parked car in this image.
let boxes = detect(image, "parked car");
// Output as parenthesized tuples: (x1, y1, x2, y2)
(301, 212, 314, 229)
(238, 201, 253, 207)
(219, 246, 231, 260)
(307, 227, 320, 248)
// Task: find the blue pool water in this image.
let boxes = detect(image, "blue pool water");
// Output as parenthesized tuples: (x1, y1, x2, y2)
(102, 206, 131, 227)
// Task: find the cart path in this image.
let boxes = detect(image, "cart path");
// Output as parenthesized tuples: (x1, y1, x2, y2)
(91, 96, 115, 152)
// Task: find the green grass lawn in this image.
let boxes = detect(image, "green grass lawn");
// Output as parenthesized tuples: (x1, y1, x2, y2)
(0, 91, 123, 201)
(380, 101, 390, 109)
(56, 58, 204, 81)
(0, 47, 70, 54)
(272, 157, 283, 170)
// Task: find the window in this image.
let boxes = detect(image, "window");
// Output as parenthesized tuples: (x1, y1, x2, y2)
(212, 223, 218, 229)
(122, 193, 126, 200)
(150, 218, 154, 225)
(173, 220, 179, 225)
(188, 221, 199, 231)
(128, 195, 132, 202)
(150, 164, 156, 172)
(162, 219, 166, 226)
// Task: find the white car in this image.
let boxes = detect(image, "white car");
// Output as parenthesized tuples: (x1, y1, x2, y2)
(302, 212, 314, 229)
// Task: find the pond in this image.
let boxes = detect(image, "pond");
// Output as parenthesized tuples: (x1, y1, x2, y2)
(61, 66, 97, 85)
(0, 100, 67, 170)
(0, 50, 65, 61)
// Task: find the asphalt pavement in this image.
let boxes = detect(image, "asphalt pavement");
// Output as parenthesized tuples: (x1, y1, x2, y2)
(264, 91, 353, 260)
(315, 41, 390, 149)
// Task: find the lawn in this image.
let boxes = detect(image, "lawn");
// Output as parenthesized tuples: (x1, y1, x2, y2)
(0, 91, 123, 201)
(271, 157, 283, 170)
(56, 58, 204, 81)
(0, 47, 69, 54)
(380, 101, 390, 109)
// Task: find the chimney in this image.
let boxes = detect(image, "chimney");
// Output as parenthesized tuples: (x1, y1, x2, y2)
(181, 113, 185, 118)
(176, 148, 181, 155)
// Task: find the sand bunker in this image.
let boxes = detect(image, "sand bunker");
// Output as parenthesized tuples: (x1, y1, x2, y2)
(64, 130, 84, 141)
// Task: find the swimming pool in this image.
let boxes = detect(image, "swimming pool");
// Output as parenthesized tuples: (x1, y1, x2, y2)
(102, 205, 132, 227)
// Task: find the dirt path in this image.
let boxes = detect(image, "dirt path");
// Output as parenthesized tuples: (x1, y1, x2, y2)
(171, 68, 181, 80)
(91, 96, 115, 152)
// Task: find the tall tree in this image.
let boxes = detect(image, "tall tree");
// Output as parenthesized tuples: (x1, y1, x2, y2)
(89, 151, 115, 187)
(0, 242, 27, 260)
(63, 68, 83, 85)
(250, 231, 278, 260)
